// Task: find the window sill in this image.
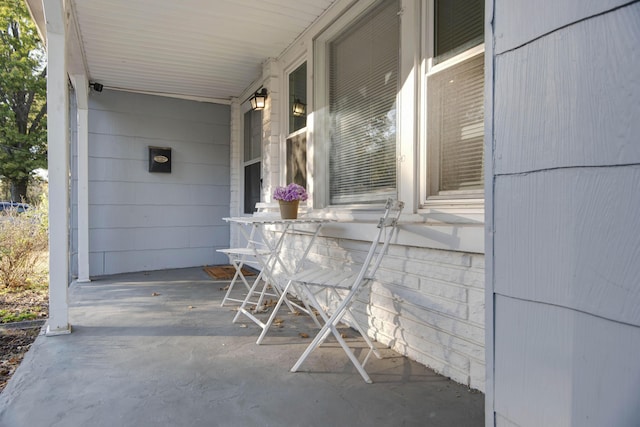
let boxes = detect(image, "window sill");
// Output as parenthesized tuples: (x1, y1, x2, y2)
(258, 200, 485, 254)
(316, 219, 483, 254)
(305, 203, 484, 254)
(419, 198, 485, 225)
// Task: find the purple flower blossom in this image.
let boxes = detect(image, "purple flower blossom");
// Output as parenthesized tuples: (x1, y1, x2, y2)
(273, 183, 308, 202)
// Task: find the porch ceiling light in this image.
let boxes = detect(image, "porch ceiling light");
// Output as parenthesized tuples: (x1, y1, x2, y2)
(250, 88, 268, 110)
(292, 98, 306, 117)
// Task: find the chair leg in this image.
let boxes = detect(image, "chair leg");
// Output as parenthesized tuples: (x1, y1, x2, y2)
(291, 285, 378, 383)
(326, 285, 382, 360)
(331, 324, 373, 384)
(220, 267, 241, 307)
(256, 279, 323, 344)
(232, 269, 266, 323)
(220, 258, 253, 306)
(256, 279, 294, 344)
(340, 307, 382, 361)
(286, 280, 325, 328)
(291, 312, 373, 383)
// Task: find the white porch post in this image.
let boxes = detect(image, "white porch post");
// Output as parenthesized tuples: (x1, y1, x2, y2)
(44, 0, 71, 335)
(71, 74, 91, 283)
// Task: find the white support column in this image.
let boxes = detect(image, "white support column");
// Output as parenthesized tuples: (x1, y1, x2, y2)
(44, 0, 71, 336)
(71, 74, 91, 283)
(229, 97, 241, 248)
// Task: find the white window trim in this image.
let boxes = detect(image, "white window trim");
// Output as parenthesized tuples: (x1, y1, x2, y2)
(241, 102, 262, 216)
(280, 55, 309, 185)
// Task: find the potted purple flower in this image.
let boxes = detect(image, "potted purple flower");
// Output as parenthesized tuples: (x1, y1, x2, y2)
(273, 183, 308, 219)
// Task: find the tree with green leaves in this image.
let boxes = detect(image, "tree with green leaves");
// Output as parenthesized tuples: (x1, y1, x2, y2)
(0, 0, 47, 202)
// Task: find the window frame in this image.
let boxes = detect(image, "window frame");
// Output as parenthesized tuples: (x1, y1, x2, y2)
(420, 0, 485, 209)
(283, 59, 309, 190)
(313, 0, 400, 209)
(242, 104, 262, 215)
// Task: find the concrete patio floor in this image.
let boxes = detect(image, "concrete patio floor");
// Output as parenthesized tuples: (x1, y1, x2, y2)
(0, 267, 484, 427)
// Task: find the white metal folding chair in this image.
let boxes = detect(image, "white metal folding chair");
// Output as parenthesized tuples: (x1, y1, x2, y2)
(216, 224, 272, 307)
(288, 198, 404, 383)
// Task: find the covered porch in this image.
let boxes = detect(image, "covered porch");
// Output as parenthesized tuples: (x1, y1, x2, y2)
(0, 268, 484, 426)
(15, 0, 640, 425)
(29, 0, 487, 395)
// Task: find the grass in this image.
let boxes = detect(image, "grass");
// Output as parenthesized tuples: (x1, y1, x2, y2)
(0, 281, 48, 324)
(0, 309, 39, 323)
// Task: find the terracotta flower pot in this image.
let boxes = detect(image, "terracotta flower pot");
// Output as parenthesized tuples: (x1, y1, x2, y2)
(278, 200, 299, 219)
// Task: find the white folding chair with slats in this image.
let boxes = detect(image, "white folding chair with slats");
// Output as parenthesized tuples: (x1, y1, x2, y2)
(217, 208, 277, 307)
(288, 198, 404, 383)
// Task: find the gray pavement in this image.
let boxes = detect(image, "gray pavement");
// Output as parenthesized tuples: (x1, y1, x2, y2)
(0, 267, 484, 427)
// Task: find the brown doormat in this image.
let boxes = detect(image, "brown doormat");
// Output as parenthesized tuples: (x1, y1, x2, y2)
(204, 265, 256, 280)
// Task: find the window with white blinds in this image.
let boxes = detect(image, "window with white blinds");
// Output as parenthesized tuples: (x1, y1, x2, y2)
(428, 53, 484, 193)
(328, 0, 399, 205)
(427, 0, 484, 196)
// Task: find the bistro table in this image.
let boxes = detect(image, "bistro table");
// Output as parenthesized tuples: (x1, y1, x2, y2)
(222, 216, 331, 344)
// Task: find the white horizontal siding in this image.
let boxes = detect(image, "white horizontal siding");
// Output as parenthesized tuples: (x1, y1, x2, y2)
(101, 247, 217, 275)
(75, 90, 231, 276)
(495, 296, 640, 426)
(87, 134, 230, 164)
(490, 1, 640, 425)
(493, 0, 631, 54)
(494, 3, 640, 174)
(89, 110, 220, 144)
(494, 166, 640, 326)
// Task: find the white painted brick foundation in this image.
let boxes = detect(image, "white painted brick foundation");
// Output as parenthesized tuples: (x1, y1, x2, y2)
(270, 230, 485, 391)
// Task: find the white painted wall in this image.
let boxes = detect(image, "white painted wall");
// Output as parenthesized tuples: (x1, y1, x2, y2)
(488, 1, 640, 425)
(75, 90, 231, 276)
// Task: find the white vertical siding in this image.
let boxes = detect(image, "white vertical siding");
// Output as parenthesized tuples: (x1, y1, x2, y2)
(490, 1, 640, 425)
(85, 90, 231, 275)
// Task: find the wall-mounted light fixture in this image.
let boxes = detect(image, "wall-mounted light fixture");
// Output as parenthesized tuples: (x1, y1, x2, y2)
(292, 98, 306, 117)
(249, 88, 268, 110)
(89, 81, 103, 92)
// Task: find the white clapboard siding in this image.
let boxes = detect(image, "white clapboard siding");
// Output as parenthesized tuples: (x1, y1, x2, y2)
(494, 296, 640, 426)
(494, 4, 640, 174)
(495, 166, 640, 326)
(493, 0, 631, 54)
(71, 90, 231, 275)
(490, 1, 640, 425)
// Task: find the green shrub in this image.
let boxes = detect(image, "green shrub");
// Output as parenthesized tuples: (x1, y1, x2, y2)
(0, 195, 48, 289)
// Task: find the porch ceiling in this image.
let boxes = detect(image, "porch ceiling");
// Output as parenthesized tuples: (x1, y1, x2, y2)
(29, 0, 337, 102)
